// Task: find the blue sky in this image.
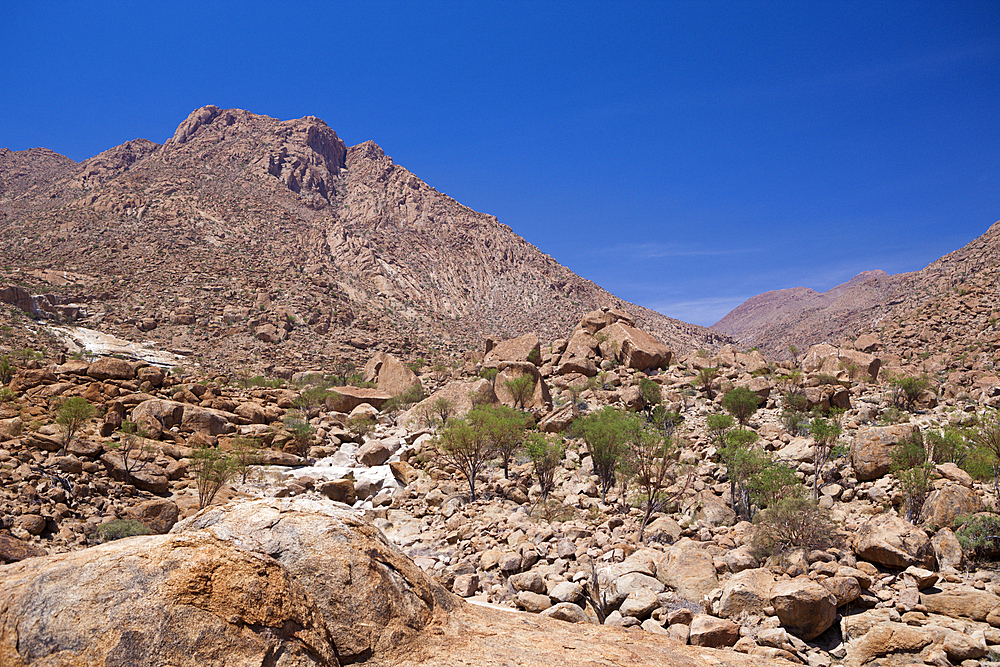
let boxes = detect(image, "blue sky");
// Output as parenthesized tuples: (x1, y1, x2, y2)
(3, 1, 998, 326)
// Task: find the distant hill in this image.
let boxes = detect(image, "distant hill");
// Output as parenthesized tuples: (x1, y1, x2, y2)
(711, 221, 1000, 360)
(0, 106, 730, 374)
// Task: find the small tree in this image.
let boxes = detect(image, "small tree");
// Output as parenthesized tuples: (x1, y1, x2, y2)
(524, 432, 564, 501)
(470, 404, 529, 479)
(720, 428, 801, 520)
(575, 406, 629, 501)
(283, 411, 315, 455)
(435, 416, 495, 502)
(432, 396, 455, 425)
(810, 417, 842, 499)
(620, 416, 689, 541)
(190, 447, 236, 509)
(694, 367, 719, 399)
(230, 436, 263, 484)
(706, 413, 735, 450)
(891, 430, 935, 523)
(0, 356, 12, 385)
(637, 377, 662, 417)
(479, 367, 499, 386)
(56, 396, 95, 446)
(969, 411, 1000, 495)
(346, 414, 375, 440)
(503, 374, 534, 410)
(108, 420, 150, 485)
(722, 386, 762, 426)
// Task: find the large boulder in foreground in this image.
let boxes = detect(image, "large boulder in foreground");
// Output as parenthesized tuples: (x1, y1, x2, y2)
(0, 532, 338, 666)
(769, 576, 837, 640)
(0, 496, 791, 667)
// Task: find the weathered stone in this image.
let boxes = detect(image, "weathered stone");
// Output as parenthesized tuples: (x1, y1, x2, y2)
(125, 498, 179, 534)
(919, 586, 1000, 621)
(689, 615, 739, 647)
(0, 530, 47, 563)
(548, 581, 584, 604)
(769, 576, 837, 640)
(16, 515, 46, 536)
(846, 622, 932, 665)
(363, 351, 423, 397)
(87, 356, 135, 381)
(452, 573, 479, 598)
(850, 424, 918, 481)
(328, 386, 392, 413)
(540, 602, 590, 623)
(719, 567, 775, 619)
(818, 576, 861, 607)
(853, 514, 935, 569)
(931, 526, 964, 571)
(131, 398, 186, 439)
(658, 543, 719, 604)
(509, 571, 546, 595)
(918, 483, 984, 528)
(516, 590, 552, 613)
(357, 440, 395, 466)
(483, 333, 540, 366)
(601, 322, 672, 371)
(318, 479, 356, 505)
(619, 588, 659, 619)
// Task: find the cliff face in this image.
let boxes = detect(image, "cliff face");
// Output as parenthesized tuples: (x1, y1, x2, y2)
(0, 106, 730, 374)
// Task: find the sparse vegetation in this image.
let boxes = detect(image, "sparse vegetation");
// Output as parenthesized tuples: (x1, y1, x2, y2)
(891, 430, 935, 523)
(94, 519, 152, 543)
(55, 396, 95, 447)
(750, 497, 841, 560)
(722, 386, 761, 426)
(190, 447, 236, 509)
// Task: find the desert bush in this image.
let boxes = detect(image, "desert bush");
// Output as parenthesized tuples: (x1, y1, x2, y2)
(524, 432, 564, 501)
(720, 428, 802, 520)
(925, 426, 970, 466)
(706, 413, 734, 449)
(0, 355, 12, 384)
(283, 411, 315, 455)
(810, 417, 842, 499)
(470, 404, 530, 479)
(527, 348, 542, 365)
(107, 421, 151, 485)
(694, 367, 719, 398)
(722, 386, 761, 426)
(969, 411, 1000, 495)
(954, 513, 1000, 562)
(345, 414, 375, 440)
(382, 383, 427, 413)
(189, 447, 236, 509)
(638, 377, 661, 415)
(503, 374, 534, 410)
(750, 497, 842, 560)
(94, 519, 152, 543)
(887, 373, 932, 411)
(891, 430, 935, 523)
(479, 367, 499, 386)
(55, 396, 95, 446)
(575, 406, 630, 501)
(434, 415, 496, 502)
(229, 436, 263, 484)
(619, 417, 689, 540)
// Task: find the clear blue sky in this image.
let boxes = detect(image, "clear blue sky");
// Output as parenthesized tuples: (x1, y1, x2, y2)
(4, 1, 998, 325)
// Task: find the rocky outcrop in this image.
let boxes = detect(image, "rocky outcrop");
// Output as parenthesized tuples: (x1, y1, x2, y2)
(853, 514, 935, 570)
(850, 424, 918, 482)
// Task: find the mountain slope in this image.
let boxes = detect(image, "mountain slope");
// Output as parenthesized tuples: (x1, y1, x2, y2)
(0, 106, 730, 374)
(712, 221, 1000, 360)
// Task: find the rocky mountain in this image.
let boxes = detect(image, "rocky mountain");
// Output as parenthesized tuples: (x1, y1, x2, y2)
(0, 106, 730, 376)
(712, 221, 1000, 361)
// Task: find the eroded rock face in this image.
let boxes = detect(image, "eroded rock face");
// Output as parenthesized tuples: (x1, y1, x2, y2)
(170, 497, 457, 663)
(769, 576, 837, 641)
(0, 532, 339, 667)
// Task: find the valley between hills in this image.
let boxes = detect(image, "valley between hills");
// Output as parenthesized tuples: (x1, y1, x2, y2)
(1, 107, 999, 667)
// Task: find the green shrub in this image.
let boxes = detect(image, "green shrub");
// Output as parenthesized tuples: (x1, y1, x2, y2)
(887, 374, 932, 411)
(575, 406, 630, 501)
(524, 433, 564, 501)
(479, 367, 499, 385)
(969, 411, 1000, 495)
(190, 447, 236, 509)
(0, 355, 12, 384)
(750, 497, 842, 560)
(891, 430, 934, 523)
(503, 374, 534, 410)
(283, 412, 315, 455)
(706, 413, 734, 449)
(527, 348, 542, 365)
(721, 428, 803, 520)
(693, 367, 719, 398)
(469, 404, 531, 479)
(925, 426, 970, 466)
(954, 513, 1000, 562)
(382, 383, 427, 413)
(722, 386, 761, 426)
(95, 519, 152, 543)
(55, 396, 95, 446)
(810, 417, 842, 499)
